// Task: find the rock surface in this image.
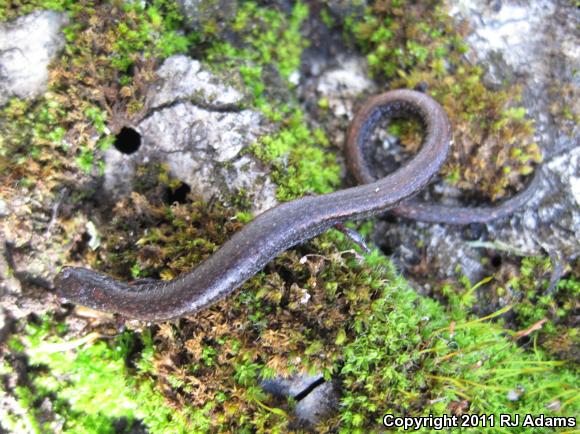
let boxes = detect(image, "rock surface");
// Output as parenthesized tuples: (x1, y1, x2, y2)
(261, 373, 324, 399)
(294, 380, 339, 425)
(261, 373, 338, 426)
(0, 187, 75, 330)
(104, 55, 278, 214)
(313, 54, 375, 118)
(146, 55, 245, 109)
(0, 11, 68, 106)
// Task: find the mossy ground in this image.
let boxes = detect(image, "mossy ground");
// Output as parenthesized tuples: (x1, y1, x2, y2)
(1, 0, 578, 433)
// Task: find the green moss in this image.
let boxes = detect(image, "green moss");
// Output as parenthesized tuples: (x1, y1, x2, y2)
(202, 1, 308, 115)
(2, 318, 193, 433)
(0, 0, 75, 21)
(112, 0, 190, 72)
(335, 259, 579, 432)
(251, 110, 340, 201)
(233, 1, 308, 81)
(497, 256, 580, 361)
(0, 97, 66, 181)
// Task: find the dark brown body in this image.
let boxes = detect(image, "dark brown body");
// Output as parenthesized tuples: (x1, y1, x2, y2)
(54, 90, 537, 321)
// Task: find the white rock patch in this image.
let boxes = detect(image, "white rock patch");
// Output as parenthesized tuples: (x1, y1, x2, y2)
(0, 11, 68, 106)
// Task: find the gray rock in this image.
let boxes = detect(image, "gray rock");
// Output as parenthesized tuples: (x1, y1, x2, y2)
(0, 11, 68, 106)
(146, 55, 245, 109)
(315, 55, 376, 118)
(104, 55, 277, 214)
(449, 1, 557, 82)
(295, 381, 339, 425)
(261, 373, 338, 425)
(490, 145, 580, 261)
(1, 228, 23, 298)
(0, 308, 9, 343)
(298, 53, 376, 163)
(0, 199, 8, 217)
(0, 188, 82, 322)
(460, 0, 580, 260)
(261, 373, 324, 399)
(448, 0, 579, 157)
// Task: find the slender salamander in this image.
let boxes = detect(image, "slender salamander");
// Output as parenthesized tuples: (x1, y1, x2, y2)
(54, 89, 539, 321)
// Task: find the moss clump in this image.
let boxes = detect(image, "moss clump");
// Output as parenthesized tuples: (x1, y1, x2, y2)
(6, 228, 579, 432)
(343, 0, 542, 200)
(335, 269, 579, 433)
(0, 97, 68, 187)
(204, 1, 309, 115)
(0, 0, 74, 22)
(547, 82, 580, 136)
(3, 318, 194, 433)
(251, 110, 341, 201)
(500, 256, 580, 362)
(91, 164, 247, 282)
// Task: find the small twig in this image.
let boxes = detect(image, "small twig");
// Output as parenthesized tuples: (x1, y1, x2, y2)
(466, 239, 532, 257)
(512, 318, 548, 341)
(26, 332, 104, 356)
(44, 188, 67, 238)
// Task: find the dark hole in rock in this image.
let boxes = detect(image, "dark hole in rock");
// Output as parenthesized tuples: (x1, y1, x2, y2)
(114, 127, 141, 154)
(413, 81, 429, 93)
(70, 231, 91, 259)
(113, 417, 147, 434)
(165, 182, 191, 204)
(126, 63, 136, 77)
(491, 254, 502, 268)
(379, 242, 394, 256)
(462, 223, 487, 241)
(381, 214, 398, 224)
